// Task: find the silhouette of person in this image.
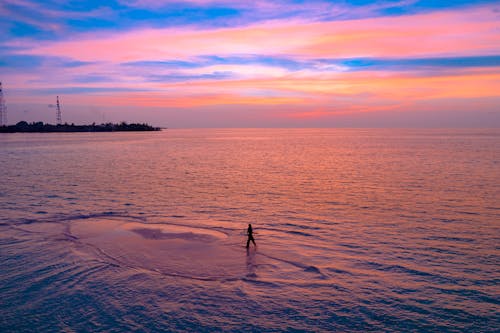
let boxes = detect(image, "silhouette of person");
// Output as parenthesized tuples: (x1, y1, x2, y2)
(246, 223, 256, 248)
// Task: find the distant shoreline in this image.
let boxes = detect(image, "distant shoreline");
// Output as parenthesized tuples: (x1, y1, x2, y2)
(0, 121, 162, 133)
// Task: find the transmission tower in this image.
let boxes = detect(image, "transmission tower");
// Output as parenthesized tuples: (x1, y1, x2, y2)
(56, 96, 62, 124)
(0, 82, 7, 126)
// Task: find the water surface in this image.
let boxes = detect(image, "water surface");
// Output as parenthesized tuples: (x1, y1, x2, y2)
(1, 129, 499, 332)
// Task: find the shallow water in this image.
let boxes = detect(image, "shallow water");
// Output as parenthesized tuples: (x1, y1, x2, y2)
(1, 129, 499, 332)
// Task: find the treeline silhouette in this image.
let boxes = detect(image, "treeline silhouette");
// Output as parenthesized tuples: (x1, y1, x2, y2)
(0, 121, 161, 133)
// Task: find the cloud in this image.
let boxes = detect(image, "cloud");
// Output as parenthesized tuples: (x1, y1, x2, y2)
(116, 0, 498, 24)
(0, 54, 44, 69)
(1, 0, 117, 38)
(323, 55, 500, 72)
(12, 5, 498, 64)
(29, 86, 153, 95)
(147, 71, 235, 82)
(2, 2, 499, 126)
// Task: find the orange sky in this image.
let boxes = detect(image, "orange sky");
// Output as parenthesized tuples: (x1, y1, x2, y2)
(1, 1, 499, 127)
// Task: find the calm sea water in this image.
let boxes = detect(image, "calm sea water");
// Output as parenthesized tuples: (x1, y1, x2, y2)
(0, 129, 499, 332)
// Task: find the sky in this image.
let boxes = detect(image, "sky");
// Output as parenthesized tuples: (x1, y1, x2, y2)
(1, 0, 499, 128)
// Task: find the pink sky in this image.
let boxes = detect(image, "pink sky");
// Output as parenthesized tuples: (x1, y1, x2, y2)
(2, 1, 499, 127)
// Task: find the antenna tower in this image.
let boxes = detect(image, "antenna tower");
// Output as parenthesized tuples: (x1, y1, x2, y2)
(0, 82, 7, 126)
(56, 96, 62, 124)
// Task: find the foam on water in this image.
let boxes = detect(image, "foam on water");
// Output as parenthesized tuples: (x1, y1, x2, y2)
(70, 218, 247, 280)
(9, 215, 329, 284)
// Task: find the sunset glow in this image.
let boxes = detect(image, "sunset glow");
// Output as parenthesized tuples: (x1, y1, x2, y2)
(1, 0, 499, 127)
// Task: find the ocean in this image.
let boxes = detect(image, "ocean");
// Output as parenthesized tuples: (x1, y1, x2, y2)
(0, 128, 499, 332)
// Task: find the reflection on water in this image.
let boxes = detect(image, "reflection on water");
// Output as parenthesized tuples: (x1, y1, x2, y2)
(246, 247, 258, 278)
(0, 129, 499, 332)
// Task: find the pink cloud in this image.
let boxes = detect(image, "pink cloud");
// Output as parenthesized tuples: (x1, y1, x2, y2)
(4, 3, 499, 126)
(13, 5, 499, 62)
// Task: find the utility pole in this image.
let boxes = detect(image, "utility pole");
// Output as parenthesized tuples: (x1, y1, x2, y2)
(0, 82, 7, 126)
(56, 96, 62, 124)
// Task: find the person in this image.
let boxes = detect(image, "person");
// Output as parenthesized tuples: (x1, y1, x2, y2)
(246, 223, 256, 248)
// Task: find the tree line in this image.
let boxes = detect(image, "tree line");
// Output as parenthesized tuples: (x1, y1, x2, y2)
(0, 121, 162, 133)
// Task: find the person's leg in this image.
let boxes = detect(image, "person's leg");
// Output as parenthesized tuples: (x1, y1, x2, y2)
(246, 238, 250, 248)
